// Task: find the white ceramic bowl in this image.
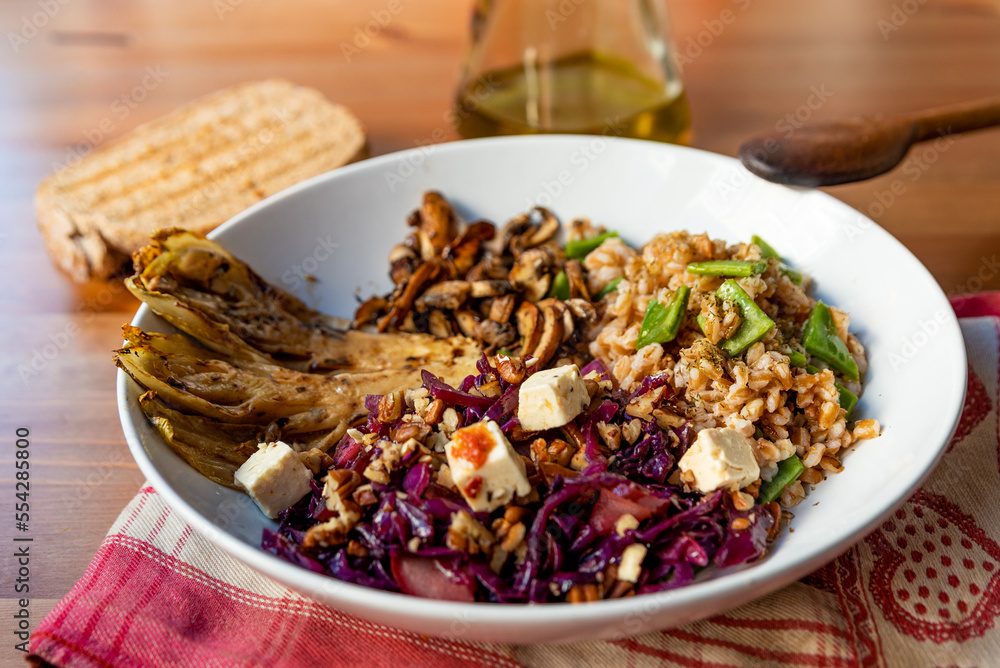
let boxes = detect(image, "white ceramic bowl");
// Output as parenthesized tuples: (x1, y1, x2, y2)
(118, 136, 966, 644)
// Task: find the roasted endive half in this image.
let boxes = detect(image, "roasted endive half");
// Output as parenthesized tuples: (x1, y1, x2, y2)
(116, 230, 481, 488)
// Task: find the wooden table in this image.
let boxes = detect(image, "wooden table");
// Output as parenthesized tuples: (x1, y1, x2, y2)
(1, 0, 998, 662)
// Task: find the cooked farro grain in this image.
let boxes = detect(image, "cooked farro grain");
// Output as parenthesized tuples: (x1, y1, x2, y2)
(586, 230, 874, 506)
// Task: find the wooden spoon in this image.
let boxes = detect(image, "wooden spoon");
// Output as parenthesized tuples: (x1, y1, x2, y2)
(738, 96, 1000, 187)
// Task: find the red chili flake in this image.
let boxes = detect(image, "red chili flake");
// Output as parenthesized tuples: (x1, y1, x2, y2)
(464, 476, 483, 499)
(451, 424, 494, 469)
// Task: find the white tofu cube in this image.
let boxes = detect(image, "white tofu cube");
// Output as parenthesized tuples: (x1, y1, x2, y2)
(445, 420, 531, 512)
(234, 441, 313, 519)
(517, 364, 590, 432)
(678, 428, 760, 494)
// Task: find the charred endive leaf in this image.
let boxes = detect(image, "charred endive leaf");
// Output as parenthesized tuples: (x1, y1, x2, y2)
(139, 391, 259, 489)
(126, 230, 480, 372)
(116, 326, 478, 438)
(119, 231, 486, 493)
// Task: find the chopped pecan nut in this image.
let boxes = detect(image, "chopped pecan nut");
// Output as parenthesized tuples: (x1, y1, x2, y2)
(538, 461, 579, 485)
(765, 501, 782, 541)
(622, 419, 643, 444)
(567, 583, 600, 604)
(529, 437, 574, 467)
(606, 580, 635, 599)
(625, 386, 667, 421)
(504, 506, 529, 524)
(446, 509, 496, 556)
(303, 470, 363, 548)
(377, 391, 404, 423)
(731, 490, 755, 512)
(423, 399, 446, 425)
(298, 447, 336, 475)
(363, 438, 416, 483)
(346, 540, 369, 558)
(495, 354, 526, 384)
(393, 422, 432, 444)
(595, 422, 621, 452)
(352, 484, 378, 506)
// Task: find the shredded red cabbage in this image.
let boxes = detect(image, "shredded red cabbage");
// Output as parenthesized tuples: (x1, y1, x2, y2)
(265, 360, 776, 604)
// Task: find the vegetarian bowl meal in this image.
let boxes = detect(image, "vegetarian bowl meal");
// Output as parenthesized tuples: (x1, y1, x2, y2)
(116, 136, 965, 642)
(116, 192, 880, 603)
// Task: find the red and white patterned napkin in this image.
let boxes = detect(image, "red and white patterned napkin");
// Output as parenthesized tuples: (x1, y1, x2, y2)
(30, 295, 1000, 668)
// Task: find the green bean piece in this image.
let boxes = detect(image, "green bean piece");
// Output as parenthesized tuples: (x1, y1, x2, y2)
(757, 455, 805, 504)
(548, 270, 570, 300)
(837, 384, 858, 419)
(596, 277, 623, 299)
(754, 426, 765, 440)
(565, 231, 619, 260)
(751, 235, 780, 259)
(786, 349, 809, 368)
(752, 235, 803, 284)
(695, 312, 707, 334)
(715, 279, 775, 356)
(781, 266, 804, 285)
(686, 260, 768, 277)
(802, 301, 859, 381)
(636, 286, 691, 349)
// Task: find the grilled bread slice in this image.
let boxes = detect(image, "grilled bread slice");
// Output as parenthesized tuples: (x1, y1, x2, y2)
(36, 79, 367, 282)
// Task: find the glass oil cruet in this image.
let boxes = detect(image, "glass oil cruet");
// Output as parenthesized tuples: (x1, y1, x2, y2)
(453, 0, 691, 144)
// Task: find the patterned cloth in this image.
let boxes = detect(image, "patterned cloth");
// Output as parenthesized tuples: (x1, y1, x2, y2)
(30, 297, 1000, 668)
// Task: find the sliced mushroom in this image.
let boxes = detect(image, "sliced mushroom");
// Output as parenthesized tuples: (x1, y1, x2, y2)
(378, 259, 444, 331)
(353, 296, 388, 327)
(523, 208, 560, 246)
(559, 301, 576, 342)
(488, 294, 516, 323)
(420, 191, 458, 253)
(511, 208, 561, 256)
(415, 280, 471, 312)
(537, 298, 574, 344)
(427, 310, 456, 338)
(564, 298, 597, 323)
(397, 310, 420, 333)
(499, 212, 534, 255)
(454, 310, 480, 338)
(515, 301, 542, 358)
(475, 319, 517, 350)
(564, 260, 591, 301)
(414, 230, 438, 261)
(470, 279, 512, 299)
(446, 221, 495, 276)
(509, 248, 554, 303)
(389, 245, 419, 285)
(467, 256, 512, 282)
(530, 300, 565, 366)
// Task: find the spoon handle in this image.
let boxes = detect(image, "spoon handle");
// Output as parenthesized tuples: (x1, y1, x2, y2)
(909, 95, 1000, 142)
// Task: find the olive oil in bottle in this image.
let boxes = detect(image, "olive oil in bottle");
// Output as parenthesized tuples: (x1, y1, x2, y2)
(454, 51, 690, 144)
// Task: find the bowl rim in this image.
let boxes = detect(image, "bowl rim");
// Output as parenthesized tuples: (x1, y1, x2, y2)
(117, 134, 967, 628)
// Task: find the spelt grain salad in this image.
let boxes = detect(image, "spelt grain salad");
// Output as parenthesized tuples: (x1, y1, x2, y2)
(116, 191, 879, 603)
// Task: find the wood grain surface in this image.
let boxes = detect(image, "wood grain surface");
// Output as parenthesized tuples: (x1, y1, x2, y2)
(1, 0, 998, 662)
